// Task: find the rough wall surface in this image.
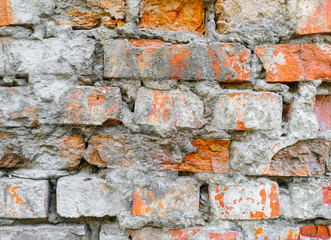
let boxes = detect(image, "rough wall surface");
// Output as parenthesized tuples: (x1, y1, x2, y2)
(0, 0, 330, 239)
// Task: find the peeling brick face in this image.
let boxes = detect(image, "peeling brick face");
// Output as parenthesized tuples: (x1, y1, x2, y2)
(255, 44, 331, 82)
(212, 92, 282, 130)
(129, 228, 240, 240)
(292, 0, 331, 35)
(59, 87, 122, 125)
(314, 95, 331, 132)
(139, 0, 205, 34)
(209, 182, 280, 220)
(215, 0, 285, 34)
(134, 88, 204, 128)
(264, 139, 331, 176)
(0, 178, 49, 219)
(57, 135, 85, 169)
(132, 179, 199, 218)
(252, 226, 300, 240)
(104, 40, 250, 81)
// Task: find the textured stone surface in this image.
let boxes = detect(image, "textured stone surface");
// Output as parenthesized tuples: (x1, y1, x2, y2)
(104, 40, 250, 81)
(256, 44, 331, 82)
(56, 135, 85, 169)
(57, 176, 121, 218)
(0, 0, 55, 26)
(215, 0, 285, 34)
(139, 0, 204, 34)
(0, 224, 86, 239)
(211, 92, 282, 130)
(263, 139, 331, 176)
(0, 132, 26, 169)
(2, 38, 96, 76)
(289, 180, 331, 219)
(59, 87, 122, 125)
(244, 224, 300, 240)
(134, 88, 204, 128)
(129, 228, 241, 240)
(0, 178, 49, 218)
(132, 178, 199, 218)
(209, 181, 280, 220)
(289, 0, 331, 35)
(314, 95, 331, 132)
(0, 87, 39, 127)
(300, 225, 331, 239)
(160, 139, 230, 173)
(58, 0, 125, 29)
(85, 134, 191, 169)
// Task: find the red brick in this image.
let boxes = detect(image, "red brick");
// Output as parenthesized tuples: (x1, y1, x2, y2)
(59, 87, 122, 125)
(314, 95, 331, 132)
(104, 40, 250, 81)
(134, 88, 204, 128)
(139, 0, 205, 34)
(0, 0, 12, 26)
(263, 140, 330, 176)
(255, 44, 331, 82)
(254, 226, 300, 240)
(300, 225, 331, 239)
(57, 135, 85, 170)
(209, 182, 280, 220)
(132, 179, 199, 218)
(318, 180, 331, 207)
(212, 92, 282, 130)
(295, 0, 331, 35)
(129, 228, 240, 240)
(159, 139, 230, 173)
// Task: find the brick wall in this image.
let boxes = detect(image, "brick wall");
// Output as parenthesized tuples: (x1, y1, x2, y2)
(0, 0, 330, 239)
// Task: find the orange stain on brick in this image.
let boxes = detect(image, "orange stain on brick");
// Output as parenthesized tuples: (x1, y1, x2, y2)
(318, 180, 331, 206)
(171, 229, 200, 239)
(0, 0, 12, 26)
(148, 91, 175, 124)
(208, 231, 238, 240)
(255, 228, 263, 240)
(129, 39, 166, 47)
(132, 190, 152, 216)
(87, 94, 106, 117)
(314, 95, 331, 132)
(269, 184, 280, 217)
(168, 46, 192, 79)
(300, 225, 331, 238)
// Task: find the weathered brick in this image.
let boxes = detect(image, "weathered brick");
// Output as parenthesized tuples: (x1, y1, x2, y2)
(263, 139, 331, 176)
(3, 38, 95, 76)
(56, 135, 85, 169)
(132, 178, 199, 218)
(59, 87, 122, 125)
(0, 87, 39, 127)
(134, 88, 204, 128)
(0, 224, 85, 239)
(289, 0, 331, 35)
(0, 178, 49, 218)
(209, 181, 280, 220)
(255, 44, 331, 82)
(289, 180, 331, 219)
(251, 225, 300, 240)
(211, 92, 282, 130)
(104, 40, 250, 81)
(314, 95, 331, 132)
(300, 225, 331, 239)
(0, 132, 26, 169)
(57, 176, 120, 218)
(139, 0, 205, 34)
(160, 139, 230, 173)
(215, 0, 285, 34)
(0, 0, 55, 26)
(129, 228, 240, 240)
(58, 0, 124, 29)
(85, 134, 228, 173)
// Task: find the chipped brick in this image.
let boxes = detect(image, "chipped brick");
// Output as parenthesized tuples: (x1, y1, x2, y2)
(255, 44, 331, 82)
(209, 181, 280, 220)
(104, 40, 250, 81)
(57, 135, 85, 170)
(59, 87, 122, 125)
(0, 178, 49, 218)
(212, 92, 282, 130)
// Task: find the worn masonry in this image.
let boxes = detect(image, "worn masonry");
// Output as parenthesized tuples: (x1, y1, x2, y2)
(0, 0, 330, 239)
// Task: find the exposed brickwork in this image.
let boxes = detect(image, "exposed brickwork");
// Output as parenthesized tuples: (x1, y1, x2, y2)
(314, 95, 331, 132)
(255, 44, 331, 82)
(104, 40, 250, 81)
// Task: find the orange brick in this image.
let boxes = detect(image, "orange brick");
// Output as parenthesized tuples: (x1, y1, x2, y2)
(139, 0, 205, 34)
(160, 139, 230, 173)
(314, 95, 331, 132)
(256, 44, 331, 82)
(0, 0, 12, 26)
